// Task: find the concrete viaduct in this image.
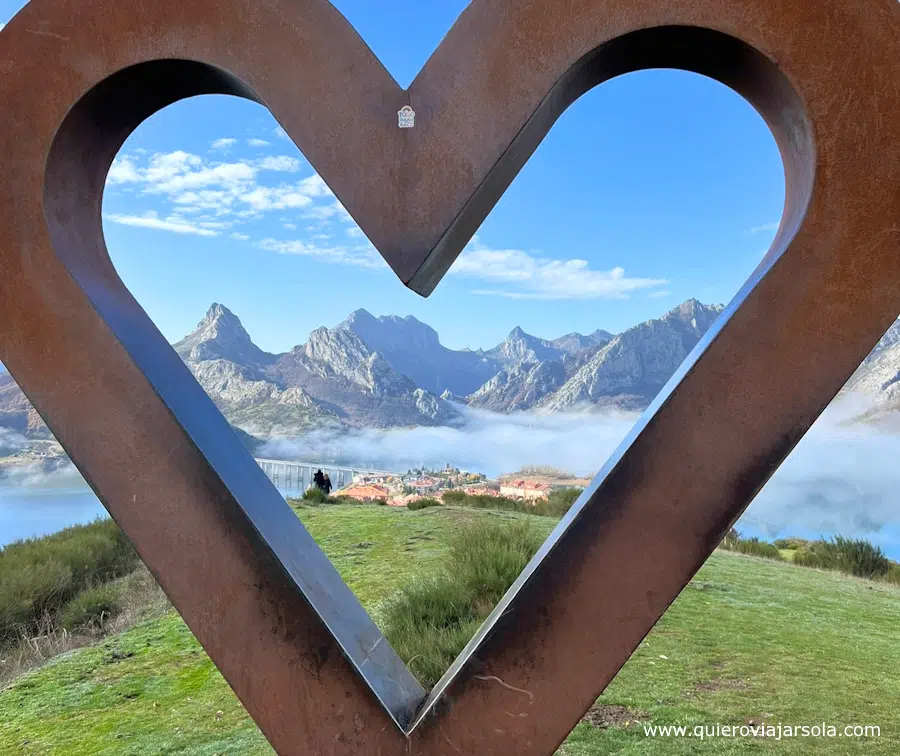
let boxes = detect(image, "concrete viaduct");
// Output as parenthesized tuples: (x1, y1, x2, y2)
(254, 458, 398, 492)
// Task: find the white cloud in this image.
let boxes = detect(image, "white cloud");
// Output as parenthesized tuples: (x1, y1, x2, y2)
(104, 150, 338, 234)
(107, 156, 142, 184)
(273, 126, 290, 141)
(260, 238, 385, 269)
(106, 211, 219, 237)
(345, 227, 364, 239)
(749, 221, 779, 234)
(0, 23, 5, 33)
(451, 239, 668, 300)
(147, 160, 256, 194)
(172, 190, 234, 211)
(247, 138, 270, 147)
(256, 155, 303, 172)
(103, 144, 352, 252)
(141, 151, 203, 185)
(303, 200, 351, 224)
(296, 174, 333, 198)
(303, 204, 340, 221)
(238, 186, 313, 211)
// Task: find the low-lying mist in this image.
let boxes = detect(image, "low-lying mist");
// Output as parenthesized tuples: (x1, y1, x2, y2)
(0, 462, 86, 490)
(3, 397, 900, 554)
(262, 406, 639, 479)
(264, 398, 900, 551)
(0, 428, 27, 457)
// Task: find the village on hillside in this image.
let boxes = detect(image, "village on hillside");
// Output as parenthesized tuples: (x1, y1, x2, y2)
(339, 464, 591, 507)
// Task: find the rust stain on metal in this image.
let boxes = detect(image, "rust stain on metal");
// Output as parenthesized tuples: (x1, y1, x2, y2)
(1, 0, 898, 754)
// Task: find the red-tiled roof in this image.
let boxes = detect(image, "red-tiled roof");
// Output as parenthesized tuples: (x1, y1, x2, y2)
(338, 484, 389, 500)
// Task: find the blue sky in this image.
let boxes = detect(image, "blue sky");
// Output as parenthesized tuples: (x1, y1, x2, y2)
(1, 1, 784, 352)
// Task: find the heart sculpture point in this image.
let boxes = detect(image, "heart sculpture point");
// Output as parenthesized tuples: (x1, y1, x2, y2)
(1, 0, 898, 753)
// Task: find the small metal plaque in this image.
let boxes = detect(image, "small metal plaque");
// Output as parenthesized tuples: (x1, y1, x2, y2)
(398, 105, 415, 128)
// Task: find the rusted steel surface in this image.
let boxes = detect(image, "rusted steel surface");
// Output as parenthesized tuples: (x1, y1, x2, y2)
(1, 0, 898, 754)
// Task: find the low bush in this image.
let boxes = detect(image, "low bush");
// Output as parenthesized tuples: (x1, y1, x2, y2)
(773, 538, 807, 550)
(407, 498, 441, 511)
(0, 518, 138, 646)
(301, 487, 328, 504)
(719, 530, 782, 561)
(885, 564, 900, 586)
(328, 495, 368, 506)
(441, 488, 582, 519)
(792, 537, 890, 579)
(441, 490, 517, 510)
(60, 584, 121, 632)
(534, 487, 582, 518)
(381, 517, 543, 688)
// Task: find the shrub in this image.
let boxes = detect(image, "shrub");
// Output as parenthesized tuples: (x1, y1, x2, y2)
(441, 488, 583, 519)
(791, 548, 821, 569)
(407, 498, 441, 511)
(302, 487, 328, 504)
(381, 517, 543, 688)
(0, 518, 138, 646)
(60, 584, 121, 632)
(774, 537, 809, 551)
(330, 495, 368, 506)
(533, 487, 582, 518)
(885, 565, 900, 586)
(719, 530, 782, 561)
(792, 537, 889, 579)
(742, 539, 782, 561)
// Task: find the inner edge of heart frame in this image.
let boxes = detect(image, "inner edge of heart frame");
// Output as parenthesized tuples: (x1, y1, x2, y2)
(38, 28, 814, 738)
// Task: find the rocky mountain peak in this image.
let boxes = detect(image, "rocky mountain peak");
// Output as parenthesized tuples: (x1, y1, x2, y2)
(174, 303, 273, 365)
(340, 309, 441, 352)
(488, 326, 563, 366)
(548, 329, 614, 355)
(508, 326, 528, 340)
(338, 308, 494, 396)
(662, 299, 724, 334)
(301, 326, 416, 397)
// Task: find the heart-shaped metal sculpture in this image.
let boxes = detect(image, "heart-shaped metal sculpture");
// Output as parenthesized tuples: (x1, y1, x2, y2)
(1, 0, 898, 753)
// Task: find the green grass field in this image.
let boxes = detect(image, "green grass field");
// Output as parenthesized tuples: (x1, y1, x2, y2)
(1, 504, 898, 754)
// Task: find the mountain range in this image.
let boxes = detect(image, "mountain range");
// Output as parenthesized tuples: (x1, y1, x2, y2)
(2, 301, 899, 441)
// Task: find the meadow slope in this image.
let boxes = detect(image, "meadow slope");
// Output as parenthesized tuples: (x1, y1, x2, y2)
(1, 504, 898, 755)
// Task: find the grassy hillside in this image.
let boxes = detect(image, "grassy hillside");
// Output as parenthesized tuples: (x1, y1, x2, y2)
(1, 504, 898, 754)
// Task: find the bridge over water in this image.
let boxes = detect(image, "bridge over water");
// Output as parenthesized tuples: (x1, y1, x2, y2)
(254, 458, 399, 492)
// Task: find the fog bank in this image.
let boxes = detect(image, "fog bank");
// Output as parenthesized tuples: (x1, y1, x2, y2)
(262, 405, 640, 479)
(3, 395, 900, 553)
(264, 398, 900, 546)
